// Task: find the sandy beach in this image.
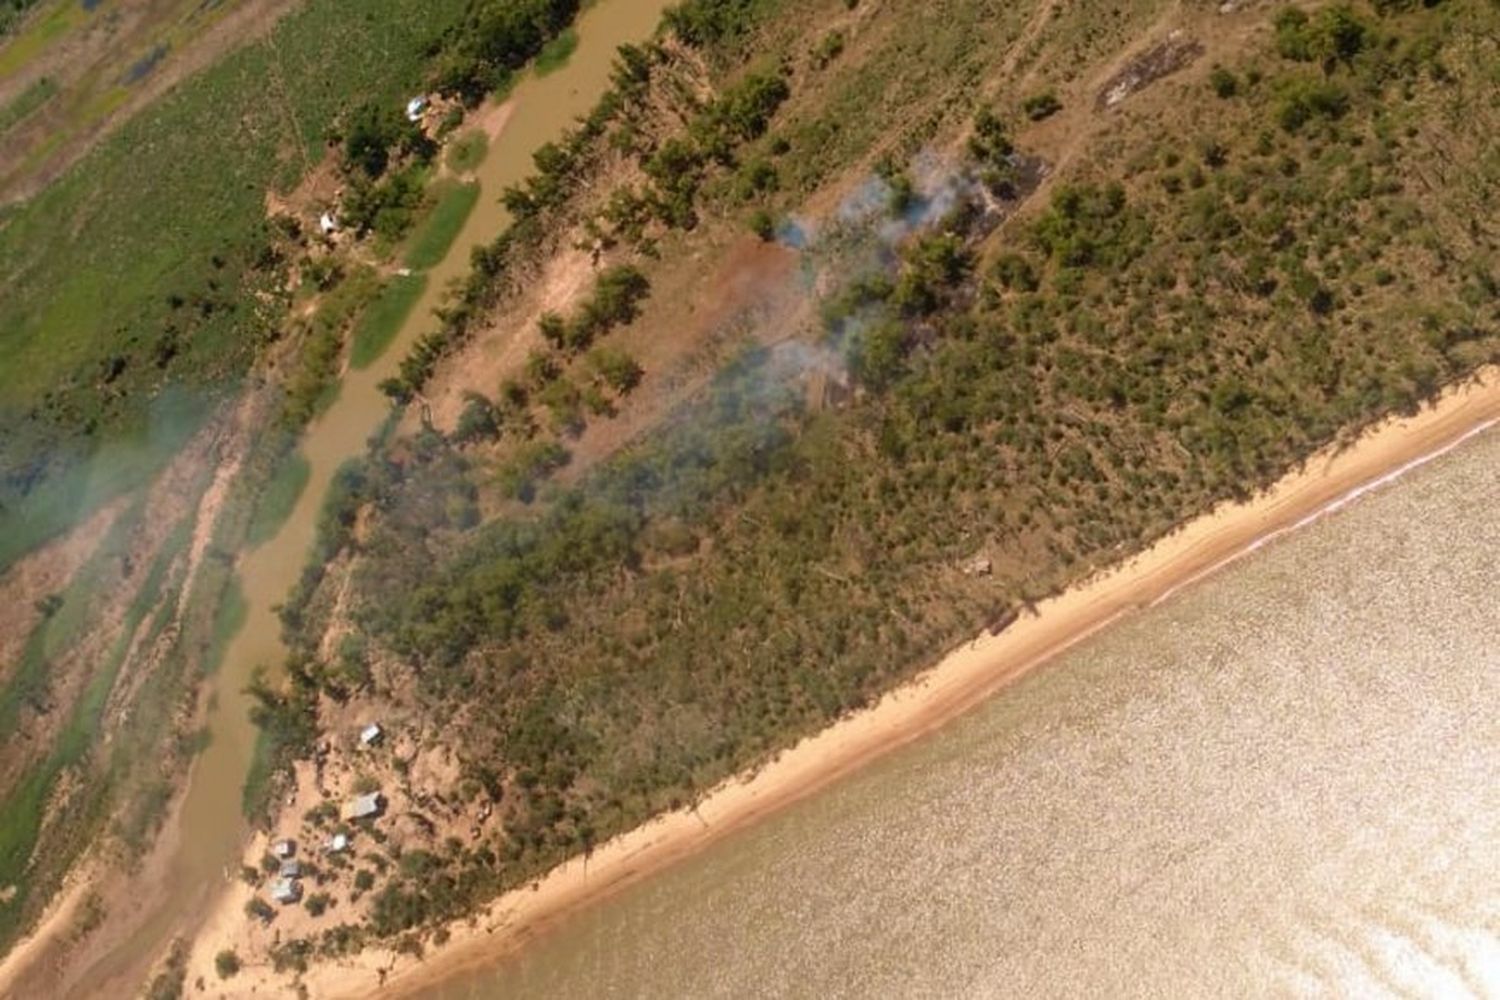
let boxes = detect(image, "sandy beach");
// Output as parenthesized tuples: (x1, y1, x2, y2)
(187, 366, 1500, 997)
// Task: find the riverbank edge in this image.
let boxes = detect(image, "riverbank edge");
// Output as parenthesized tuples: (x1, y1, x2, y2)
(211, 365, 1500, 997)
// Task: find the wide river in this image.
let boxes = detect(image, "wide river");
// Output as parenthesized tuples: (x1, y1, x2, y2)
(425, 426, 1499, 998)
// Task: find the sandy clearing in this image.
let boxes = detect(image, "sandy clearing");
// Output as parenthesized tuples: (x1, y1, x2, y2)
(200, 366, 1500, 998)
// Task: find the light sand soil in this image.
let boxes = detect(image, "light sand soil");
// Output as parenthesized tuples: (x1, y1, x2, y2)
(196, 367, 1500, 997)
(424, 244, 598, 431)
(554, 234, 810, 482)
(473, 97, 516, 143)
(0, 861, 96, 999)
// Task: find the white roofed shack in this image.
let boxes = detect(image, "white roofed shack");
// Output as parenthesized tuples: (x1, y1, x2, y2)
(345, 791, 385, 821)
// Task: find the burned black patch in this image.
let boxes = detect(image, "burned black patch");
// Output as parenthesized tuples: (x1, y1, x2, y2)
(1096, 32, 1206, 111)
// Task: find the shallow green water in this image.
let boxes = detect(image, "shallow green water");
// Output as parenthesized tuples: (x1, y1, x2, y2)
(427, 427, 1499, 998)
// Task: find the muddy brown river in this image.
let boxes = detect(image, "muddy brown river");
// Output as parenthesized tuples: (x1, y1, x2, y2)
(64, 1, 672, 993)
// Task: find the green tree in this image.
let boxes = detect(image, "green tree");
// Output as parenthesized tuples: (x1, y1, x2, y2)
(343, 101, 415, 178)
(455, 392, 501, 444)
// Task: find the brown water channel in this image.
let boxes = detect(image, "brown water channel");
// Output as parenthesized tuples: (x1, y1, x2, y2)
(65, 1, 671, 992)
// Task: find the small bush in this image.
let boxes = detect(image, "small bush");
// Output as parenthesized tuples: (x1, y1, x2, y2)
(497, 439, 570, 501)
(749, 208, 775, 241)
(455, 392, 501, 444)
(587, 346, 644, 394)
(1276, 78, 1350, 133)
(215, 950, 241, 980)
(812, 31, 845, 69)
(1022, 91, 1062, 121)
(1209, 66, 1239, 98)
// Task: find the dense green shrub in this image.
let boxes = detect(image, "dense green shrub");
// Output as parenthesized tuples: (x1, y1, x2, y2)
(431, 0, 582, 102)
(1022, 90, 1062, 120)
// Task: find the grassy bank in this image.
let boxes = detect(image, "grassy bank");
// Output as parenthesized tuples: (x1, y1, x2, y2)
(534, 28, 580, 76)
(245, 453, 311, 549)
(404, 181, 481, 271)
(350, 274, 430, 370)
(446, 130, 489, 174)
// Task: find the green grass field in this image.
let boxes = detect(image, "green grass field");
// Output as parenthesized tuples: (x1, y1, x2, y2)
(446, 130, 490, 174)
(533, 27, 579, 76)
(244, 452, 310, 549)
(350, 273, 430, 370)
(0, 0, 472, 574)
(404, 180, 481, 271)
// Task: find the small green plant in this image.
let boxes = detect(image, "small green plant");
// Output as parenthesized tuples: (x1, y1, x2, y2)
(588, 346, 644, 394)
(812, 31, 845, 69)
(1022, 90, 1062, 121)
(1209, 66, 1239, 98)
(749, 208, 775, 241)
(455, 391, 501, 444)
(215, 950, 241, 979)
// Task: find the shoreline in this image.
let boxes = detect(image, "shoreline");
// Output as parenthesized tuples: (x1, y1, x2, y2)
(208, 367, 1500, 997)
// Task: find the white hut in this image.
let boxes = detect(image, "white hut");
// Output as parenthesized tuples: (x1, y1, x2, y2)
(359, 722, 383, 748)
(345, 792, 385, 821)
(405, 96, 429, 123)
(270, 878, 302, 905)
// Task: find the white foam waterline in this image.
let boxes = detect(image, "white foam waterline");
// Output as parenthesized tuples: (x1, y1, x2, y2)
(1147, 414, 1500, 611)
